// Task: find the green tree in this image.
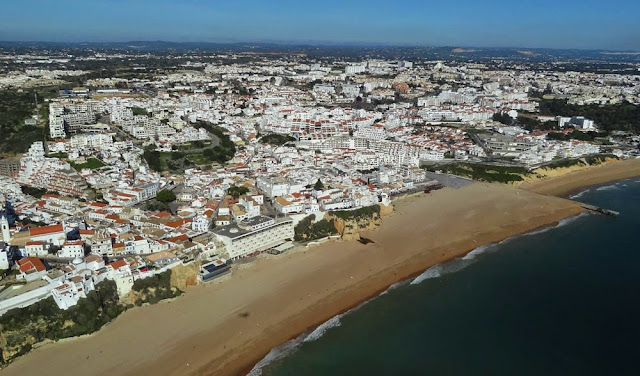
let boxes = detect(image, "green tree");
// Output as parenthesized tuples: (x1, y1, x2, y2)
(156, 189, 176, 203)
(314, 179, 325, 191)
(228, 185, 249, 199)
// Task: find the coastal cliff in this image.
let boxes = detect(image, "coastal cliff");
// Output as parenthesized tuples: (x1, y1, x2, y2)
(329, 204, 394, 241)
(0, 269, 188, 366)
(124, 270, 183, 306)
(169, 263, 199, 292)
(0, 280, 124, 364)
(294, 204, 394, 242)
(514, 156, 618, 185)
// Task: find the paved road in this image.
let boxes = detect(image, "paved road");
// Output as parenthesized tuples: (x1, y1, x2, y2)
(424, 171, 474, 189)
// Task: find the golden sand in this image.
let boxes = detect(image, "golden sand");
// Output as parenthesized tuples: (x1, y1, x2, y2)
(2, 183, 584, 376)
(518, 158, 640, 197)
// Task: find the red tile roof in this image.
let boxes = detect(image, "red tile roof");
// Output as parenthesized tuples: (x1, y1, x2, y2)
(29, 224, 64, 237)
(109, 259, 127, 269)
(17, 257, 46, 273)
(63, 240, 84, 246)
(168, 234, 189, 243)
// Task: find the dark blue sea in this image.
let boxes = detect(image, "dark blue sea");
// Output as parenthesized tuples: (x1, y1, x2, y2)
(252, 178, 640, 376)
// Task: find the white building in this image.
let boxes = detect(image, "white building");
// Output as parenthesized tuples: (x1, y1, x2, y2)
(51, 274, 95, 310)
(29, 224, 67, 246)
(0, 247, 8, 270)
(58, 241, 84, 258)
(1, 215, 9, 242)
(213, 216, 294, 259)
(192, 215, 211, 232)
(25, 241, 48, 257)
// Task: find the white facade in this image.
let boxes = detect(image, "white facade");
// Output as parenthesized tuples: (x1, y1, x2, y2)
(0, 249, 8, 270)
(25, 242, 48, 257)
(58, 242, 84, 258)
(0, 216, 9, 242)
(213, 216, 294, 259)
(192, 215, 210, 232)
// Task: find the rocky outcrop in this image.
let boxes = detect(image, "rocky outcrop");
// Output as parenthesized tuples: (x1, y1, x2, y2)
(170, 263, 199, 291)
(0, 281, 124, 365)
(327, 204, 392, 241)
(125, 270, 182, 307)
(379, 203, 394, 217)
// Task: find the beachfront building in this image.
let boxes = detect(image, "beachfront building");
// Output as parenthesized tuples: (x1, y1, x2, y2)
(106, 259, 135, 297)
(51, 274, 95, 310)
(212, 216, 294, 259)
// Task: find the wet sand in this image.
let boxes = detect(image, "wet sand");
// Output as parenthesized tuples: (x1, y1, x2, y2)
(2, 183, 584, 376)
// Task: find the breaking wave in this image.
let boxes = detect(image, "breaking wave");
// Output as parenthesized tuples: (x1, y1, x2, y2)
(410, 265, 443, 284)
(462, 244, 495, 260)
(248, 212, 589, 374)
(380, 280, 408, 295)
(247, 334, 308, 376)
(409, 212, 588, 286)
(558, 212, 589, 226)
(596, 184, 619, 191)
(248, 300, 368, 375)
(570, 189, 589, 199)
(303, 315, 342, 342)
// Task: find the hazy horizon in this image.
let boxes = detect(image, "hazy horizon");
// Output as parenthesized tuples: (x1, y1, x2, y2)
(1, 0, 639, 51)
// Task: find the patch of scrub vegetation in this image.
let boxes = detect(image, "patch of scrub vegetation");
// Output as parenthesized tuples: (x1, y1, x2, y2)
(294, 215, 339, 241)
(329, 205, 381, 221)
(0, 280, 125, 365)
(423, 163, 530, 183)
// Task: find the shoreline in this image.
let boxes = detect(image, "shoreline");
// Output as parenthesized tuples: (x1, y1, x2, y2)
(142, 184, 585, 376)
(242, 215, 579, 376)
(517, 157, 640, 198)
(234, 212, 584, 376)
(2, 162, 639, 376)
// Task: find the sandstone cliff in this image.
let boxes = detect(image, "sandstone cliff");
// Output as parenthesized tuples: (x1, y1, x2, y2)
(169, 263, 200, 291)
(328, 204, 393, 241)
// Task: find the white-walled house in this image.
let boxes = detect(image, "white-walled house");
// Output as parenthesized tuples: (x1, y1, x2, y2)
(58, 241, 85, 258)
(106, 259, 134, 297)
(16, 257, 47, 282)
(25, 241, 48, 257)
(192, 215, 210, 232)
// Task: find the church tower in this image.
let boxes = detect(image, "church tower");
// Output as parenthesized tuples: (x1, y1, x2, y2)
(0, 215, 9, 243)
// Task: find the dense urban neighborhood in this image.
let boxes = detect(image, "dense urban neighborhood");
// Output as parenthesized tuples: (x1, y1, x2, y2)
(1, 43, 639, 364)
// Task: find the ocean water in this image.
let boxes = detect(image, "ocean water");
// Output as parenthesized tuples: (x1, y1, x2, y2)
(255, 178, 640, 376)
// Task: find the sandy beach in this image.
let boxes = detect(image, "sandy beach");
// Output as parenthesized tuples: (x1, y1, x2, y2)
(518, 158, 640, 197)
(2, 182, 585, 376)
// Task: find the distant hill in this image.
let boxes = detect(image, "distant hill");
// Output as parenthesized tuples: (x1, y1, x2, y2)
(0, 41, 639, 62)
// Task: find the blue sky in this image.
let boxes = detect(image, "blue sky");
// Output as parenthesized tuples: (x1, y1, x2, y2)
(1, 0, 638, 50)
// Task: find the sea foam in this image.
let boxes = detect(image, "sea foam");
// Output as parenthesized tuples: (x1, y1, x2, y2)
(596, 184, 619, 191)
(304, 315, 342, 342)
(409, 212, 588, 286)
(248, 300, 369, 374)
(247, 334, 308, 376)
(570, 189, 589, 199)
(410, 265, 443, 284)
(462, 244, 495, 260)
(380, 280, 408, 295)
(249, 212, 590, 373)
